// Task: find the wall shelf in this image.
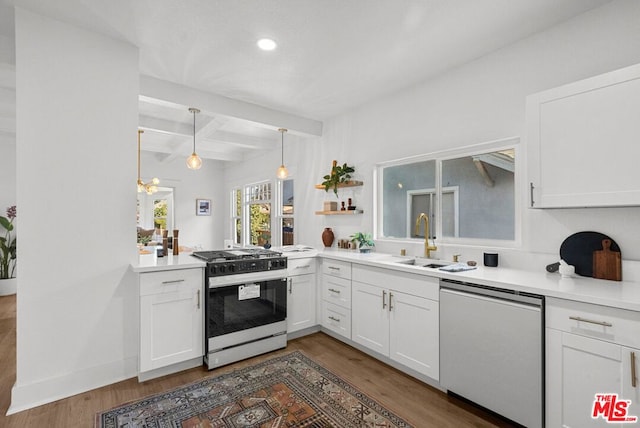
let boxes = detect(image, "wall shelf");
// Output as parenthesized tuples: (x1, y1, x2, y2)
(314, 180, 363, 190)
(315, 210, 364, 215)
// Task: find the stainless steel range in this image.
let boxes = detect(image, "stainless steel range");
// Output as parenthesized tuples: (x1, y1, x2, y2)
(192, 248, 288, 369)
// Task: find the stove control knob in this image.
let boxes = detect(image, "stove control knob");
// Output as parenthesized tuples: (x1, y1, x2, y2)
(210, 266, 217, 275)
(229, 264, 236, 272)
(219, 265, 226, 273)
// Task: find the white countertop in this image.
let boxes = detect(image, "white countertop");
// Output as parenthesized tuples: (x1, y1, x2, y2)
(130, 247, 640, 311)
(132, 253, 206, 273)
(319, 249, 640, 312)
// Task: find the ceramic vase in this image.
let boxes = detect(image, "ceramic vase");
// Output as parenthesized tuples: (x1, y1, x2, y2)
(322, 228, 335, 247)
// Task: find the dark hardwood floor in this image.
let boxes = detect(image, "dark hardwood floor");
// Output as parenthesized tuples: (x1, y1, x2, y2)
(0, 294, 511, 427)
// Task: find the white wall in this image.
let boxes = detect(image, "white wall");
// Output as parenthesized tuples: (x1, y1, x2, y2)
(0, 34, 15, 218)
(0, 141, 15, 216)
(11, 8, 139, 413)
(225, 0, 640, 273)
(139, 151, 226, 249)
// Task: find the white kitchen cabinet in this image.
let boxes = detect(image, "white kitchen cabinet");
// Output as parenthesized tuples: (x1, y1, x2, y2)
(351, 265, 439, 380)
(286, 258, 317, 334)
(139, 268, 204, 374)
(321, 301, 352, 338)
(351, 281, 389, 355)
(546, 297, 640, 427)
(320, 259, 352, 339)
(527, 62, 640, 208)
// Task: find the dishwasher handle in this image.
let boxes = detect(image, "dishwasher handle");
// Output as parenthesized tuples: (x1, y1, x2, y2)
(440, 279, 543, 308)
(440, 287, 542, 311)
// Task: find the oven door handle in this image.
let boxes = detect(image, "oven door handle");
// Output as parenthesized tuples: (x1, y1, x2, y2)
(289, 278, 293, 294)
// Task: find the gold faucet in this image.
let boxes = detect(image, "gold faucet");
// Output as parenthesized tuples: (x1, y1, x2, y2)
(415, 213, 437, 258)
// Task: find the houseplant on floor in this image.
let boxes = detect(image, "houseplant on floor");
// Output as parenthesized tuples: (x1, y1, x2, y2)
(0, 205, 17, 295)
(350, 232, 375, 253)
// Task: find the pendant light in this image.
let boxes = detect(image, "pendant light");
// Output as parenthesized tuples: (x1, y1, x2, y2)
(136, 129, 159, 194)
(186, 107, 202, 170)
(276, 128, 289, 179)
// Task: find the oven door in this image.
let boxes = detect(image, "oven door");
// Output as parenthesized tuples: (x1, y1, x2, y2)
(207, 278, 287, 339)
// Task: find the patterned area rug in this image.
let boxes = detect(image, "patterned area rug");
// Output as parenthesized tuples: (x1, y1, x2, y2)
(95, 351, 413, 427)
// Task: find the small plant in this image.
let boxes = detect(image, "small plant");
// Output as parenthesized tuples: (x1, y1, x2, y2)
(350, 232, 375, 250)
(322, 160, 355, 197)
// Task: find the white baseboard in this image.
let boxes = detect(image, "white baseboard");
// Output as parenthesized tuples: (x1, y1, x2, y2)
(7, 356, 137, 415)
(137, 357, 203, 382)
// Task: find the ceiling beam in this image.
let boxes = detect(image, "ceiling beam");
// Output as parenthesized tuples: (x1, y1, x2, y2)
(140, 75, 323, 137)
(138, 115, 192, 137)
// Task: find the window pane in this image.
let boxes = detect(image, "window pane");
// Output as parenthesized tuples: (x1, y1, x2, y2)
(382, 160, 436, 238)
(282, 179, 294, 215)
(153, 199, 167, 230)
(282, 218, 294, 245)
(250, 203, 271, 246)
(441, 149, 514, 240)
(235, 189, 241, 216)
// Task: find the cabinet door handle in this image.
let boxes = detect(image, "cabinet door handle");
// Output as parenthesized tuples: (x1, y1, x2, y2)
(289, 278, 293, 294)
(530, 182, 535, 207)
(328, 288, 341, 294)
(162, 279, 185, 285)
(569, 316, 613, 327)
(328, 316, 340, 323)
(382, 290, 387, 309)
(328, 266, 341, 271)
(196, 289, 200, 309)
(632, 351, 637, 388)
(389, 292, 394, 312)
(295, 265, 311, 269)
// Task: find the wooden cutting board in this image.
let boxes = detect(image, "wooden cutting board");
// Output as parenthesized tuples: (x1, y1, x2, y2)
(593, 239, 622, 281)
(559, 231, 621, 278)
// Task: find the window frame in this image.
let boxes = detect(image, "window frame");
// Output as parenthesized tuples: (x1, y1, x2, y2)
(375, 136, 521, 249)
(231, 177, 294, 247)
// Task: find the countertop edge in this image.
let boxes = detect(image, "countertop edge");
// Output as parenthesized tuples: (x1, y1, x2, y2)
(318, 250, 640, 312)
(131, 254, 206, 273)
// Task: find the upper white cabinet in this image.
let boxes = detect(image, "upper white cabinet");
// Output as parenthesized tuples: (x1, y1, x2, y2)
(527, 63, 640, 208)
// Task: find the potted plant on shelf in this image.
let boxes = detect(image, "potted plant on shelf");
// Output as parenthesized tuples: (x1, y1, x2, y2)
(0, 205, 17, 295)
(321, 160, 355, 197)
(350, 232, 375, 253)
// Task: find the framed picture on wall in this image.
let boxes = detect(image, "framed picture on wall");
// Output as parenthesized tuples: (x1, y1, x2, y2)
(196, 199, 211, 216)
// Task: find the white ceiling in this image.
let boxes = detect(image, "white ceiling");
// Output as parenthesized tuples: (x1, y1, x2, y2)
(0, 0, 612, 162)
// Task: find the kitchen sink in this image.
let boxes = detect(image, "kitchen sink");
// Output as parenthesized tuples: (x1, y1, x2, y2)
(423, 263, 448, 268)
(390, 257, 449, 269)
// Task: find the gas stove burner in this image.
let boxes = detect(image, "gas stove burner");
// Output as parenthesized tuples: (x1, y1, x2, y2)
(192, 248, 287, 277)
(192, 248, 282, 262)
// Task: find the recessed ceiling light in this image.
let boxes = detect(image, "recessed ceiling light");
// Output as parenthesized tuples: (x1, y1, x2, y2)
(257, 38, 277, 51)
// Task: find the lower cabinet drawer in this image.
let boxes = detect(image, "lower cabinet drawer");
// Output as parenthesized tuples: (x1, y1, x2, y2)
(546, 297, 640, 349)
(322, 301, 351, 339)
(322, 274, 351, 308)
(140, 268, 203, 296)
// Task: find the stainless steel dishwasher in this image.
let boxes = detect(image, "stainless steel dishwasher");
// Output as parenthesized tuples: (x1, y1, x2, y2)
(440, 279, 544, 428)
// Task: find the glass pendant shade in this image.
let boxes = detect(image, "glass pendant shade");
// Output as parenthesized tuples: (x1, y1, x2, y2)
(187, 107, 202, 170)
(276, 164, 289, 179)
(276, 128, 288, 179)
(186, 152, 202, 170)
